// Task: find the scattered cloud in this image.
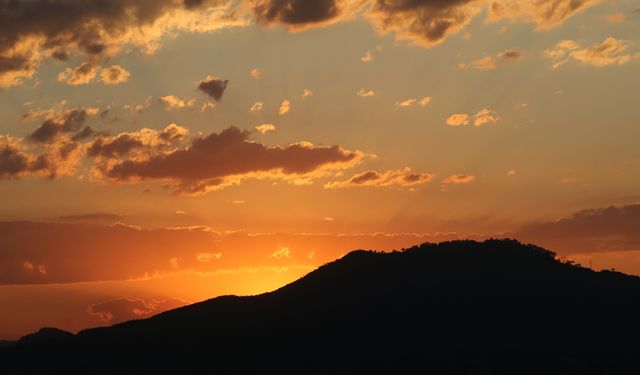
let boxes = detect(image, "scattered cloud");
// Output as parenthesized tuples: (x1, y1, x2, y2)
(196, 252, 222, 262)
(361, 50, 375, 62)
(460, 49, 523, 70)
(250, 68, 263, 79)
(197, 75, 229, 101)
(124, 97, 153, 114)
(302, 89, 313, 98)
(250, 102, 264, 112)
(357, 89, 376, 97)
(474, 108, 500, 126)
(57, 62, 99, 85)
(325, 167, 433, 189)
(571, 37, 632, 67)
(200, 101, 215, 112)
(446, 113, 470, 126)
(255, 123, 276, 134)
(486, 0, 600, 30)
(278, 99, 291, 115)
(99, 65, 130, 85)
(396, 96, 431, 108)
(545, 37, 633, 68)
(159, 95, 195, 111)
(270, 247, 292, 259)
(442, 174, 476, 184)
(446, 109, 499, 127)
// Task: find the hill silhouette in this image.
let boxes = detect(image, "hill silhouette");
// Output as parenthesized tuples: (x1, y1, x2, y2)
(2, 239, 640, 374)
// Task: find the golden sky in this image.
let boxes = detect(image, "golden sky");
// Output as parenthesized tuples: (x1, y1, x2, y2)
(1, 0, 640, 339)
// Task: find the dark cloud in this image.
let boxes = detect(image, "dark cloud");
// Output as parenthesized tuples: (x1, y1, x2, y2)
(197, 75, 229, 101)
(497, 49, 524, 61)
(87, 135, 144, 158)
(368, 0, 479, 47)
(87, 297, 187, 324)
(0, 138, 35, 179)
(351, 171, 380, 184)
(94, 126, 361, 194)
(252, 0, 341, 27)
(0, 0, 237, 88)
(517, 204, 640, 254)
(28, 108, 97, 144)
(87, 124, 188, 158)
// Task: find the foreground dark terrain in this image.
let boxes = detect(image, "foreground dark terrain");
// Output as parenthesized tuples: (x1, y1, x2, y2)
(2, 239, 640, 374)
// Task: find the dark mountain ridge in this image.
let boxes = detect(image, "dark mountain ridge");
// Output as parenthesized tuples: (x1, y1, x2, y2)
(2, 239, 640, 374)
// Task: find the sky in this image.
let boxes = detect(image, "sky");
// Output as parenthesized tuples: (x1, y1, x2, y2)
(1, 0, 640, 339)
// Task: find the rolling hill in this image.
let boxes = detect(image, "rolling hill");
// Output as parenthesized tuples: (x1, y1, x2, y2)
(2, 239, 640, 374)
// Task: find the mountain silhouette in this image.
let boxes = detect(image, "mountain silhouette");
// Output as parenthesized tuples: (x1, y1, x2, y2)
(2, 239, 640, 374)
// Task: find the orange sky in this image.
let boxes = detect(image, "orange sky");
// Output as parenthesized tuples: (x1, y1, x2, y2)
(1, 0, 639, 339)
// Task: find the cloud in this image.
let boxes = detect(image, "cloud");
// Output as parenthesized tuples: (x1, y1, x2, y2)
(57, 62, 99, 85)
(250, 102, 264, 112)
(442, 174, 475, 184)
(446, 109, 498, 126)
(124, 97, 153, 113)
(544, 37, 633, 68)
(255, 123, 276, 134)
(200, 101, 215, 112)
(517, 204, 640, 254)
(486, 0, 601, 30)
(278, 99, 291, 115)
(159, 95, 195, 111)
(474, 108, 499, 126)
(269, 247, 292, 259)
(396, 96, 431, 108)
(0, 136, 44, 180)
(87, 124, 189, 158)
(368, 0, 481, 47)
(28, 107, 99, 144)
(325, 167, 433, 189)
(99, 65, 130, 85)
(250, 68, 263, 79)
(497, 49, 524, 61)
(197, 75, 229, 101)
(87, 297, 187, 325)
(0, 0, 243, 88)
(357, 89, 376, 97)
(361, 50, 375, 62)
(460, 49, 523, 70)
(446, 113, 470, 126)
(0, 134, 82, 180)
(196, 252, 222, 262)
(91, 126, 362, 194)
(570, 37, 633, 67)
(302, 89, 313, 98)
(250, 0, 364, 31)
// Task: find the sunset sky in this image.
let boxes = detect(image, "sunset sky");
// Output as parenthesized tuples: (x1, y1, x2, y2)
(1, 0, 640, 339)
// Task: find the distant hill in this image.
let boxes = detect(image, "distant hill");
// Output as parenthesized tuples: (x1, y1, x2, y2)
(2, 239, 640, 374)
